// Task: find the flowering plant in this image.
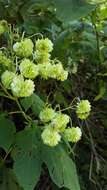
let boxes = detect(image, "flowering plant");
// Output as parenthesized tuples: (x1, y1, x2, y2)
(0, 20, 91, 190)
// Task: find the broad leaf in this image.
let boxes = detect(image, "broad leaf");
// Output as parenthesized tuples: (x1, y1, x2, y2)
(13, 127, 42, 190)
(43, 145, 80, 190)
(0, 115, 16, 152)
(54, 0, 95, 23)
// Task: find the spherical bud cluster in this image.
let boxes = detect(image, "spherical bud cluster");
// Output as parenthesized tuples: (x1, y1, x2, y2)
(76, 100, 91, 120)
(52, 113, 70, 132)
(0, 20, 8, 35)
(11, 75, 35, 97)
(38, 62, 68, 81)
(1, 70, 15, 89)
(0, 51, 12, 68)
(38, 63, 52, 79)
(34, 50, 50, 64)
(13, 39, 34, 58)
(41, 126, 61, 147)
(49, 63, 68, 81)
(34, 38, 68, 81)
(19, 59, 39, 79)
(39, 107, 71, 147)
(36, 38, 53, 53)
(64, 127, 82, 143)
(39, 107, 56, 123)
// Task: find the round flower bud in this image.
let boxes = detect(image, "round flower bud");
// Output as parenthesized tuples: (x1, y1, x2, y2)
(52, 113, 70, 132)
(13, 38, 34, 58)
(36, 38, 53, 53)
(76, 100, 91, 120)
(11, 75, 35, 97)
(41, 126, 61, 147)
(0, 20, 8, 35)
(19, 59, 39, 79)
(1, 70, 15, 89)
(34, 50, 50, 64)
(39, 107, 56, 123)
(38, 63, 52, 79)
(64, 127, 82, 143)
(11, 75, 24, 97)
(50, 63, 68, 81)
(22, 79, 35, 97)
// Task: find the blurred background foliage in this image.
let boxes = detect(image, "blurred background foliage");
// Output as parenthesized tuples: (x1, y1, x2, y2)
(0, 0, 107, 189)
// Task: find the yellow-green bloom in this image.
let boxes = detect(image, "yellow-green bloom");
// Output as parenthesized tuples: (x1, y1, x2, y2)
(1, 70, 15, 89)
(36, 38, 53, 53)
(19, 59, 39, 79)
(49, 63, 68, 81)
(11, 75, 35, 97)
(76, 100, 91, 120)
(52, 113, 70, 132)
(21, 79, 35, 97)
(41, 126, 61, 147)
(38, 63, 52, 79)
(64, 127, 82, 143)
(13, 38, 34, 58)
(39, 107, 56, 123)
(34, 50, 50, 64)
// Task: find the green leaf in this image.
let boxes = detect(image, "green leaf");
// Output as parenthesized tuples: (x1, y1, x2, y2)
(0, 167, 22, 190)
(0, 115, 16, 152)
(13, 128, 42, 190)
(54, 0, 95, 23)
(21, 93, 45, 115)
(43, 145, 80, 190)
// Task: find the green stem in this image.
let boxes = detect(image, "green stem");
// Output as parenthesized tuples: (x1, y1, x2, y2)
(15, 98, 32, 122)
(0, 82, 15, 100)
(91, 10, 103, 66)
(0, 82, 32, 122)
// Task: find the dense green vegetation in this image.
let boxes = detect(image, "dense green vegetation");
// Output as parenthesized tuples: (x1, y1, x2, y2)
(0, 0, 107, 190)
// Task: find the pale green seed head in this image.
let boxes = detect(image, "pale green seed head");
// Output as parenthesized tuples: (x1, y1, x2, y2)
(36, 38, 53, 53)
(1, 70, 15, 89)
(13, 38, 34, 58)
(41, 126, 61, 147)
(34, 50, 51, 64)
(19, 59, 39, 79)
(76, 100, 91, 120)
(52, 113, 70, 132)
(64, 127, 82, 143)
(39, 107, 56, 123)
(11, 75, 35, 97)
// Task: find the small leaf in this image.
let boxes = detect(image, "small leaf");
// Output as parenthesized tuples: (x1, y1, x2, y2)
(0, 115, 16, 152)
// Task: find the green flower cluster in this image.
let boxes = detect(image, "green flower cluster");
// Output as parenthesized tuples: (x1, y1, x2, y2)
(76, 100, 91, 120)
(1, 71, 35, 97)
(34, 38, 68, 80)
(1, 37, 69, 97)
(40, 107, 82, 147)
